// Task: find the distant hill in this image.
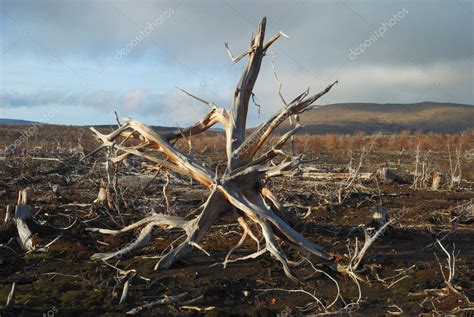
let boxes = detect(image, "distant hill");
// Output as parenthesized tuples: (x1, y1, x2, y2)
(1, 102, 473, 135)
(0, 118, 40, 125)
(276, 102, 474, 134)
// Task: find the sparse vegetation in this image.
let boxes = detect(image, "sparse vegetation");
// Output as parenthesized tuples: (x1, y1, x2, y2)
(1, 17, 473, 317)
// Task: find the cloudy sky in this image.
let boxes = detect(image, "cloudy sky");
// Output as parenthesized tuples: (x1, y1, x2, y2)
(0, 0, 472, 126)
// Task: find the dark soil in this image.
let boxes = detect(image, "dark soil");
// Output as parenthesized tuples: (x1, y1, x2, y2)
(0, 154, 473, 316)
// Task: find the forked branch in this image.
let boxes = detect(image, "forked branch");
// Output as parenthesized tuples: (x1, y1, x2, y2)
(84, 17, 338, 283)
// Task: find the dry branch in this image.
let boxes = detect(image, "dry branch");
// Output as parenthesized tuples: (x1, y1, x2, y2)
(84, 17, 337, 282)
(5, 282, 16, 309)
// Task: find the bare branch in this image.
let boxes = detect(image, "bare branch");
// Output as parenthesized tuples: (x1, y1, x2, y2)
(263, 30, 290, 51)
(224, 42, 251, 63)
(233, 80, 338, 163)
(228, 17, 268, 170)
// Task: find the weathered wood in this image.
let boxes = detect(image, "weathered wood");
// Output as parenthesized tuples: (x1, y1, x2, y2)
(126, 292, 189, 315)
(84, 17, 337, 281)
(5, 282, 16, 309)
(14, 205, 34, 250)
(261, 187, 302, 229)
(94, 183, 108, 204)
(156, 190, 231, 270)
(431, 171, 442, 190)
(4, 205, 14, 223)
(0, 206, 16, 243)
(233, 81, 337, 165)
(15, 213, 34, 251)
(228, 17, 268, 170)
(17, 187, 32, 205)
(3, 188, 36, 251)
(303, 172, 373, 180)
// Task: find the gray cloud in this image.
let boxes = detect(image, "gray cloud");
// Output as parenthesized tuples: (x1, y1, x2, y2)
(0, 89, 152, 112)
(0, 88, 211, 125)
(2, 0, 471, 65)
(0, 0, 472, 125)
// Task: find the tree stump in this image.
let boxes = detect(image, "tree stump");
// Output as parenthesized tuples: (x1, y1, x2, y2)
(15, 188, 35, 250)
(1, 188, 36, 250)
(431, 171, 442, 190)
(94, 181, 109, 206)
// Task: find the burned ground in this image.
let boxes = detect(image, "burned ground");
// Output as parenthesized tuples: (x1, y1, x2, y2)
(0, 146, 472, 316)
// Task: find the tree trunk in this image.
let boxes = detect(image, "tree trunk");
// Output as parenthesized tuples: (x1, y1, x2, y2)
(84, 17, 338, 282)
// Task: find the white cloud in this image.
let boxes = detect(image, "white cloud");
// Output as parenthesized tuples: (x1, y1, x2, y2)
(122, 90, 149, 110)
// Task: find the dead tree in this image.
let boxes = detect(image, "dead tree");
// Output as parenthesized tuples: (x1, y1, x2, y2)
(84, 17, 337, 281)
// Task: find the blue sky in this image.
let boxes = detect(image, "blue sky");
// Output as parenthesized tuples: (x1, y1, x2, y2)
(0, 0, 472, 126)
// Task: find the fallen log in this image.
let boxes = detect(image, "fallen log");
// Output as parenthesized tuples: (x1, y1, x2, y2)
(14, 188, 35, 251)
(431, 171, 442, 190)
(5, 282, 16, 310)
(302, 172, 373, 180)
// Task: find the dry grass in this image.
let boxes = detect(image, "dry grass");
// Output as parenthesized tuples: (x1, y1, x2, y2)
(1, 124, 472, 179)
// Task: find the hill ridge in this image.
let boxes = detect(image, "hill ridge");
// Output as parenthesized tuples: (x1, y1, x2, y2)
(1, 101, 473, 133)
